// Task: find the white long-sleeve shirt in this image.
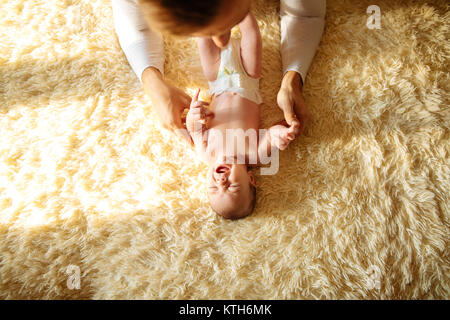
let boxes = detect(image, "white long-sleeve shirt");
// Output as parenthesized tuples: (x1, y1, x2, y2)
(111, 0, 325, 85)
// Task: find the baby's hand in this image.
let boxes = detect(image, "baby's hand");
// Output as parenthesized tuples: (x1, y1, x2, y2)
(269, 120, 299, 150)
(186, 89, 214, 134)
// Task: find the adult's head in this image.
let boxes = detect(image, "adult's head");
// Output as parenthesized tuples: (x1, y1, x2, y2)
(138, 0, 251, 47)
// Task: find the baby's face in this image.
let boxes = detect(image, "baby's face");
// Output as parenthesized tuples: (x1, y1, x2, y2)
(207, 163, 256, 219)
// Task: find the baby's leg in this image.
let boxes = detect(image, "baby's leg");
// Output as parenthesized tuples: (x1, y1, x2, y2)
(239, 12, 262, 79)
(197, 38, 221, 81)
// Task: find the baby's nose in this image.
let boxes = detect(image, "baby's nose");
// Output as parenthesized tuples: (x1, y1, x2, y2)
(216, 175, 227, 183)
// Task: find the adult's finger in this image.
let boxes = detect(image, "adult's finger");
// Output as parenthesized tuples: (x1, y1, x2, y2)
(282, 108, 297, 127)
(173, 124, 194, 145)
(178, 91, 192, 110)
(182, 96, 192, 110)
(277, 90, 295, 126)
(199, 110, 214, 124)
(294, 96, 310, 135)
(290, 119, 300, 136)
(203, 108, 214, 117)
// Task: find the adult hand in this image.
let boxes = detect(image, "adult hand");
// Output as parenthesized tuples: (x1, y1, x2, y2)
(277, 71, 310, 136)
(142, 66, 192, 143)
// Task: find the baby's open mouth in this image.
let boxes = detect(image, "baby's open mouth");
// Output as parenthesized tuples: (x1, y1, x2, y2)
(215, 164, 231, 174)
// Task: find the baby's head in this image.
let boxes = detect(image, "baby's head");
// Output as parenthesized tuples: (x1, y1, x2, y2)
(207, 163, 257, 220)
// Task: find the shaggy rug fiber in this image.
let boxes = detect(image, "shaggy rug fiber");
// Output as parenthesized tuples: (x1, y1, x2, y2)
(0, 0, 448, 299)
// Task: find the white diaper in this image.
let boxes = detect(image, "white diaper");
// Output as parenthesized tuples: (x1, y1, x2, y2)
(208, 38, 263, 105)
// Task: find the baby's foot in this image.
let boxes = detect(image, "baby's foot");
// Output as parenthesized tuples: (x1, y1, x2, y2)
(269, 120, 299, 150)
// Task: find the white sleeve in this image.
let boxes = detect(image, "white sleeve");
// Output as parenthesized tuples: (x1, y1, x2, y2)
(111, 0, 164, 84)
(280, 0, 326, 85)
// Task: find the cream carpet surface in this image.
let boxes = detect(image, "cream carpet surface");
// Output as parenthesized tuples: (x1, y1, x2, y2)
(0, 0, 448, 299)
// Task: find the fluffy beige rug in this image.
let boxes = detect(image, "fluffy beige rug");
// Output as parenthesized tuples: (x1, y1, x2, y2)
(0, 0, 448, 299)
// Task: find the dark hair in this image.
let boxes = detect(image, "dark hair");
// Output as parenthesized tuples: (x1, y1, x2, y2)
(138, 0, 226, 35)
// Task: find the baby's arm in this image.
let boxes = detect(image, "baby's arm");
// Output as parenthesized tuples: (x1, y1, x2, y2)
(239, 12, 262, 79)
(186, 89, 213, 157)
(258, 120, 299, 157)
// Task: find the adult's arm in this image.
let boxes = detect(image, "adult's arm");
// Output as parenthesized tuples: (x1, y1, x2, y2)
(280, 0, 326, 85)
(111, 0, 192, 142)
(111, 0, 164, 83)
(277, 0, 326, 134)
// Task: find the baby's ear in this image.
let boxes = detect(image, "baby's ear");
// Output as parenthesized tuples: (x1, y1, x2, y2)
(247, 170, 257, 187)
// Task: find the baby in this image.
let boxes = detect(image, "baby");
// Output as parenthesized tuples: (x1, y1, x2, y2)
(186, 12, 299, 220)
